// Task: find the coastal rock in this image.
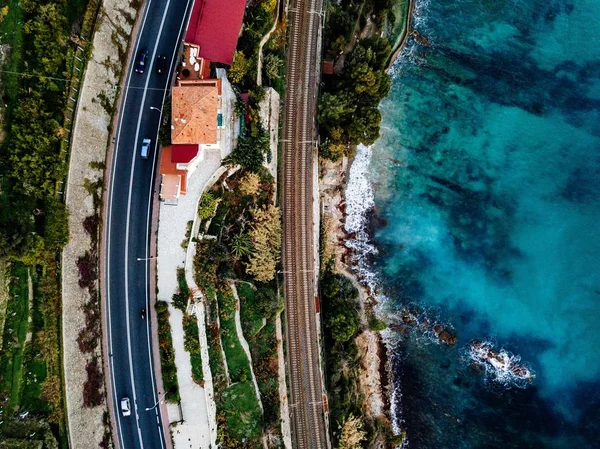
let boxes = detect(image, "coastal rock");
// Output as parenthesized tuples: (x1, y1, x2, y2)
(438, 330, 457, 346)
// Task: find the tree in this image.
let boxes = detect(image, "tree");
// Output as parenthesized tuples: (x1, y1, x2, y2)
(255, 285, 282, 318)
(337, 415, 367, 449)
(331, 35, 346, 56)
(43, 198, 69, 250)
(264, 53, 283, 81)
(230, 231, 252, 258)
(327, 307, 360, 342)
(198, 192, 218, 220)
(321, 270, 360, 342)
(347, 106, 382, 146)
(224, 126, 270, 172)
(238, 172, 261, 196)
(318, 91, 355, 128)
(246, 204, 281, 282)
(228, 51, 250, 84)
(321, 140, 346, 161)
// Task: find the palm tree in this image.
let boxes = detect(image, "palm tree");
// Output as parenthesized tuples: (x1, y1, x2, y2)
(230, 231, 252, 258)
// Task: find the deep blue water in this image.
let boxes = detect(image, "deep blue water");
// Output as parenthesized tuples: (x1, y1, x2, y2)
(360, 0, 600, 447)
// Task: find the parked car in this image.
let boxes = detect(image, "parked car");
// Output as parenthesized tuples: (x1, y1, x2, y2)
(135, 50, 149, 74)
(121, 397, 131, 416)
(155, 55, 167, 75)
(140, 138, 151, 159)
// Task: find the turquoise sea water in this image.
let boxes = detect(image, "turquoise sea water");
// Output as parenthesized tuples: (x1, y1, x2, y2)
(351, 0, 600, 447)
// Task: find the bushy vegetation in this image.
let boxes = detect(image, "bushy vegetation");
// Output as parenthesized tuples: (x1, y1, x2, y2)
(320, 267, 379, 445)
(172, 267, 190, 311)
(234, 0, 277, 88)
(237, 283, 281, 433)
(224, 124, 271, 173)
(0, 0, 88, 263)
(194, 167, 285, 444)
(219, 381, 262, 442)
(318, 37, 391, 160)
(0, 261, 68, 444)
(182, 313, 204, 385)
(194, 169, 278, 287)
(155, 301, 180, 402)
(245, 204, 281, 282)
(198, 192, 219, 221)
(321, 269, 360, 342)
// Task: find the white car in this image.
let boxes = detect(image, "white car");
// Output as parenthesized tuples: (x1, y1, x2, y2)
(140, 138, 151, 159)
(121, 397, 131, 416)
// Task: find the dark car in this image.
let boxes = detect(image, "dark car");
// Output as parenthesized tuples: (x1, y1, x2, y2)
(134, 49, 149, 74)
(155, 55, 167, 75)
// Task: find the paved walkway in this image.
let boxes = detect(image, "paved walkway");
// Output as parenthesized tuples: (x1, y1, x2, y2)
(63, 1, 138, 448)
(156, 149, 222, 449)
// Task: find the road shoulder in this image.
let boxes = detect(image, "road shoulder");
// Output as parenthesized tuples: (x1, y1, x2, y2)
(63, 2, 141, 448)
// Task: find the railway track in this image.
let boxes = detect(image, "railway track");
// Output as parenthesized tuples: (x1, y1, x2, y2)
(281, 0, 327, 447)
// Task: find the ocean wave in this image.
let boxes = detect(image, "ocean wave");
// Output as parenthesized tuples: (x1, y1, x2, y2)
(344, 145, 381, 293)
(464, 340, 535, 389)
(344, 145, 410, 441)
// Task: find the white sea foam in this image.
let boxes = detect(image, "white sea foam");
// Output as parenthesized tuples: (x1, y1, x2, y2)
(466, 340, 535, 389)
(344, 145, 409, 441)
(344, 145, 381, 292)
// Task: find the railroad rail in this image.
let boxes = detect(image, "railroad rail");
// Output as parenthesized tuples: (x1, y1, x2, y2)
(281, 0, 327, 447)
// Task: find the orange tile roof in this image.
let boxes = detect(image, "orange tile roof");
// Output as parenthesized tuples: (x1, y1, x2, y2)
(171, 80, 219, 144)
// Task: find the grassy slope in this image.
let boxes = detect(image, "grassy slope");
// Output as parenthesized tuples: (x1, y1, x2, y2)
(221, 381, 262, 440)
(0, 263, 29, 410)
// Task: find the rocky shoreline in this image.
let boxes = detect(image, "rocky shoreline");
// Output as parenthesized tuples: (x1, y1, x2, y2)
(319, 157, 391, 434)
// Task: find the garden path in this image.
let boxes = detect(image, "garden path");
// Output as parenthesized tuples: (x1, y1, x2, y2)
(256, 0, 281, 86)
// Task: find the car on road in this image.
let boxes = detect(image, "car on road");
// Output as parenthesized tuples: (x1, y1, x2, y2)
(135, 50, 149, 74)
(121, 397, 131, 416)
(155, 55, 167, 75)
(140, 138, 151, 159)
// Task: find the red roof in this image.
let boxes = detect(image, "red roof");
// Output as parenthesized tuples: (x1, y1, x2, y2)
(171, 144, 199, 163)
(185, 0, 246, 65)
(322, 60, 334, 75)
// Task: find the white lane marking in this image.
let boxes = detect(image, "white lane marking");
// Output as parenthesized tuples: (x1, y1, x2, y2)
(123, 0, 176, 447)
(106, 1, 154, 448)
(140, 0, 193, 448)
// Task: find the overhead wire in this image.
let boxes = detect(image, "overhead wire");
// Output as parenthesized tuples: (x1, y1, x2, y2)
(0, 68, 171, 92)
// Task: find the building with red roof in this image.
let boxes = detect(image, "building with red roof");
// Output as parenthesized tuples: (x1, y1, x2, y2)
(185, 0, 246, 65)
(171, 144, 200, 164)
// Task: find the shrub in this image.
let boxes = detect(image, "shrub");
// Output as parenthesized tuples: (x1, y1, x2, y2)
(83, 357, 103, 408)
(155, 301, 180, 402)
(321, 270, 360, 342)
(246, 204, 281, 282)
(198, 193, 218, 220)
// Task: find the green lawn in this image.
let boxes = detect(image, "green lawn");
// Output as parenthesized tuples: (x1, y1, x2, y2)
(217, 288, 251, 383)
(20, 274, 50, 414)
(236, 282, 264, 337)
(221, 381, 262, 441)
(0, 263, 29, 411)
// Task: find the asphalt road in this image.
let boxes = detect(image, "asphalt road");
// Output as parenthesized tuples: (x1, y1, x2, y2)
(105, 1, 193, 448)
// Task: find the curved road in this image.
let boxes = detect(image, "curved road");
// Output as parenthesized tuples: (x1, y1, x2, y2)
(104, 1, 192, 448)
